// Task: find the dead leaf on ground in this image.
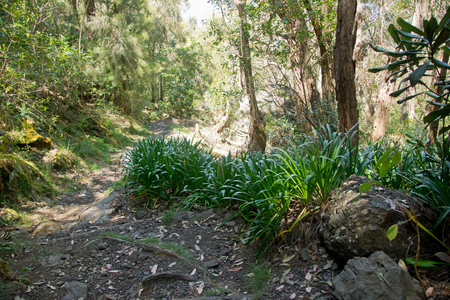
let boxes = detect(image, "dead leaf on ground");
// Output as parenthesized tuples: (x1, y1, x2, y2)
(282, 254, 295, 263)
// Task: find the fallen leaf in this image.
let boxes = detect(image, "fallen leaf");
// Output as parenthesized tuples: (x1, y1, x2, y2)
(436, 252, 450, 264)
(245, 273, 254, 277)
(190, 268, 197, 276)
(289, 293, 296, 299)
(282, 255, 295, 263)
(106, 264, 112, 270)
(398, 259, 407, 270)
(197, 282, 204, 294)
(305, 273, 312, 281)
(306, 287, 312, 293)
(276, 285, 285, 291)
(426, 287, 434, 298)
(168, 262, 176, 267)
(326, 280, 333, 287)
(194, 245, 200, 251)
(227, 267, 242, 272)
(151, 264, 158, 274)
(47, 284, 56, 290)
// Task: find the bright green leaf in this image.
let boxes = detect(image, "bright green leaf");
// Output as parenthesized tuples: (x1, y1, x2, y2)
(386, 224, 398, 241)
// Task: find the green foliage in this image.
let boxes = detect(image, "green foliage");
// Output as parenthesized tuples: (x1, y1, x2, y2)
(122, 136, 215, 207)
(245, 263, 272, 299)
(369, 7, 450, 132)
(0, 153, 54, 206)
(123, 126, 370, 257)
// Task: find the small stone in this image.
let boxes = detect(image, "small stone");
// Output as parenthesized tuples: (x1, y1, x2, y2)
(40, 254, 71, 267)
(204, 259, 219, 269)
(299, 249, 310, 262)
(97, 243, 108, 251)
(135, 210, 147, 220)
(69, 222, 90, 232)
(225, 221, 236, 227)
(61, 281, 88, 300)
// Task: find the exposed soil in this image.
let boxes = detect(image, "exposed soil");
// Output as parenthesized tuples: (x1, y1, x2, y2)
(4, 118, 338, 300)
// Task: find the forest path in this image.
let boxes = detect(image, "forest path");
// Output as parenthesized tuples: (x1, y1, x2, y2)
(6, 117, 336, 300)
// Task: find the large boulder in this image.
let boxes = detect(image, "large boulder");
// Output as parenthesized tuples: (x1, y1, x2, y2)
(319, 175, 416, 262)
(333, 251, 425, 300)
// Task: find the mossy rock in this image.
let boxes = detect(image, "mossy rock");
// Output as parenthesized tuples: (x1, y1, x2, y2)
(0, 131, 13, 154)
(0, 153, 53, 205)
(45, 148, 75, 170)
(10, 119, 52, 149)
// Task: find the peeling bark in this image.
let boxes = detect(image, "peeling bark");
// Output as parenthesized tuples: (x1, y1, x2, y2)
(334, 0, 359, 147)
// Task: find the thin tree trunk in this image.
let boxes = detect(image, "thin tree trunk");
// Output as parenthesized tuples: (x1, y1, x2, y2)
(402, 0, 429, 121)
(270, 0, 320, 130)
(334, 0, 359, 147)
(303, 0, 334, 102)
(234, 0, 266, 152)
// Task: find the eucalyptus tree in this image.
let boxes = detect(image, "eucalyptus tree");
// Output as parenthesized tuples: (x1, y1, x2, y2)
(234, 0, 267, 151)
(334, 0, 359, 146)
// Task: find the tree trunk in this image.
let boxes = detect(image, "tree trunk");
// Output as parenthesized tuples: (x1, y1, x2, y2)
(402, 0, 429, 121)
(371, 80, 393, 141)
(270, 0, 320, 130)
(334, 0, 359, 147)
(303, 0, 334, 102)
(234, 0, 266, 152)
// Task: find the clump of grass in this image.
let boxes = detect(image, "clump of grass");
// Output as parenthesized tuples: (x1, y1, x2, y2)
(161, 210, 175, 225)
(160, 241, 193, 260)
(245, 263, 272, 299)
(98, 232, 134, 242)
(0, 154, 54, 206)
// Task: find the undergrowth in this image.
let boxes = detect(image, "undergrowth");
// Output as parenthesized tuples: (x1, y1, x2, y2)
(123, 126, 449, 257)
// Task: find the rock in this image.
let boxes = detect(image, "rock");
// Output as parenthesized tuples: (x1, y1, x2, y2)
(48, 229, 70, 239)
(224, 221, 236, 227)
(173, 211, 194, 222)
(135, 210, 147, 220)
(61, 281, 88, 300)
(299, 249, 310, 262)
(204, 259, 219, 269)
(40, 254, 71, 267)
(44, 148, 74, 170)
(79, 191, 118, 224)
(33, 220, 63, 235)
(11, 118, 52, 149)
(332, 251, 425, 300)
(69, 221, 91, 232)
(196, 209, 215, 221)
(0, 130, 13, 153)
(319, 175, 416, 262)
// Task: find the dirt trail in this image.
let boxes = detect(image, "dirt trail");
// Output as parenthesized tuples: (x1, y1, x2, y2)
(5, 118, 337, 300)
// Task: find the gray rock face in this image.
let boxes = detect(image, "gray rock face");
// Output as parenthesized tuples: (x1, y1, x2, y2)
(61, 281, 88, 300)
(319, 175, 416, 262)
(333, 251, 425, 300)
(79, 191, 118, 224)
